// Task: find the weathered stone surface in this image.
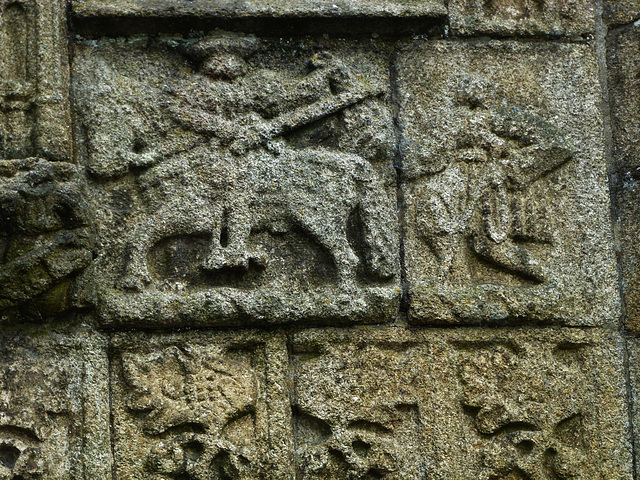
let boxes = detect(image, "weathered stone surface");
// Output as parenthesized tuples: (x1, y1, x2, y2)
(609, 24, 640, 333)
(109, 327, 633, 478)
(291, 327, 632, 479)
(397, 40, 617, 326)
(73, 34, 400, 328)
(72, 0, 447, 19)
(0, 324, 110, 479)
(0, 159, 94, 320)
(111, 330, 292, 479)
(448, 0, 595, 36)
(626, 336, 640, 473)
(0, 0, 72, 161)
(604, 0, 640, 26)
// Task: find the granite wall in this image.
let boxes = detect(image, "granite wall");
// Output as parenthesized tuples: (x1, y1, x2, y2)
(0, 0, 639, 478)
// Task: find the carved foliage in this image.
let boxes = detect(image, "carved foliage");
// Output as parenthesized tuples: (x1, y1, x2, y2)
(292, 337, 428, 479)
(111, 334, 291, 479)
(458, 340, 593, 479)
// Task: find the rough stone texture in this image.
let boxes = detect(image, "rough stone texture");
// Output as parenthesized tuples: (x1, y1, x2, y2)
(397, 40, 618, 326)
(0, 159, 94, 320)
(604, 0, 640, 26)
(627, 337, 640, 474)
(111, 330, 293, 480)
(73, 34, 400, 328)
(448, 0, 596, 36)
(0, 323, 110, 479)
(290, 327, 632, 479)
(0, 0, 638, 477)
(108, 327, 633, 479)
(72, 0, 447, 19)
(609, 24, 640, 333)
(0, 0, 72, 162)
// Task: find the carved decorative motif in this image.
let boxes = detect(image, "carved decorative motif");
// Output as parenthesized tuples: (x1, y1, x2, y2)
(398, 41, 618, 325)
(111, 332, 294, 479)
(459, 341, 591, 479)
(74, 35, 400, 327)
(0, 159, 94, 319)
(0, 328, 109, 479)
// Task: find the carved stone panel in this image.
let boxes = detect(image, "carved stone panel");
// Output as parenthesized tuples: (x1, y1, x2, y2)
(0, 159, 94, 321)
(111, 330, 293, 480)
(448, 0, 595, 36)
(291, 328, 633, 479)
(73, 34, 400, 328)
(0, 0, 72, 161)
(397, 41, 618, 326)
(608, 24, 640, 333)
(0, 325, 110, 479)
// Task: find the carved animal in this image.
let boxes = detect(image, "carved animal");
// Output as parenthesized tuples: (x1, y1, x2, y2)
(121, 143, 397, 290)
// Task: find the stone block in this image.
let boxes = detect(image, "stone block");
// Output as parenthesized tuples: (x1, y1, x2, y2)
(72, 0, 447, 19)
(448, 0, 595, 36)
(0, 0, 72, 161)
(626, 336, 640, 473)
(396, 40, 618, 325)
(0, 159, 95, 321)
(291, 327, 632, 478)
(604, 0, 640, 26)
(609, 24, 640, 332)
(110, 330, 293, 479)
(0, 324, 110, 479)
(72, 34, 401, 328)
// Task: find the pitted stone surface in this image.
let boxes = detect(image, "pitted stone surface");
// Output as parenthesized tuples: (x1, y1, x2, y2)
(72, 0, 447, 19)
(73, 34, 400, 328)
(111, 330, 292, 480)
(609, 24, 640, 333)
(0, 159, 94, 320)
(397, 40, 618, 326)
(448, 0, 596, 36)
(0, 325, 110, 479)
(604, 0, 640, 25)
(290, 327, 632, 479)
(0, 0, 636, 477)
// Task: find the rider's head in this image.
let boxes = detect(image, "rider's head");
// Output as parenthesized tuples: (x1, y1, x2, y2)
(185, 35, 261, 80)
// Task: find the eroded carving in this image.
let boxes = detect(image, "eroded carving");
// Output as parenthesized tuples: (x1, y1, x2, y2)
(74, 35, 399, 326)
(416, 80, 573, 285)
(398, 41, 617, 325)
(292, 337, 429, 479)
(459, 341, 591, 479)
(121, 347, 260, 479)
(112, 333, 292, 479)
(0, 335, 90, 479)
(448, 0, 594, 35)
(0, 159, 94, 319)
(0, 0, 72, 161)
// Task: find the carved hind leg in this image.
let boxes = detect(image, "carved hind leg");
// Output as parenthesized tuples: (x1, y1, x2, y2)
(121, 203, 216, 291)
(302, 214, 360, 290)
